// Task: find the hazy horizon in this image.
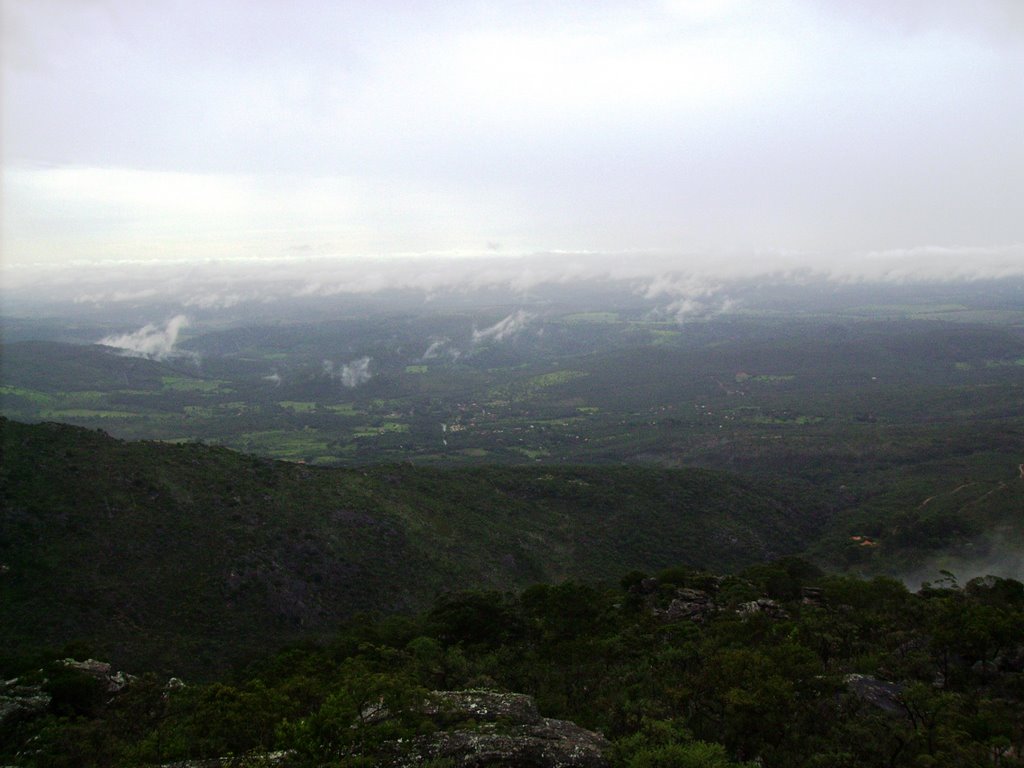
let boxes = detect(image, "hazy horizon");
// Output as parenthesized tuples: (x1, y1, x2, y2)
(3, 0, 1023, 288)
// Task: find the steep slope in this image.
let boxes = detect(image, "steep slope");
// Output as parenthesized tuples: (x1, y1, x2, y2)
(0, 418, 822, 675)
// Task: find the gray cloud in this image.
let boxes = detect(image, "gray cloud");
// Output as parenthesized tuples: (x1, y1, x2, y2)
(3, 1, 1022, 270)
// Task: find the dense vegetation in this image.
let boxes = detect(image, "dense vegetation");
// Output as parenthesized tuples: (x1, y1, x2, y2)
(3, 282, 1022, 765)
(0, 417, 818, 677)
(4, 315, 1022, 477)
(4, 307, 1022, 584)
(3, 560, 1022, 767)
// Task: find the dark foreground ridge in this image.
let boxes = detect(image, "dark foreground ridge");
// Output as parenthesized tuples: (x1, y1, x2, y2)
(0, 417, 821, 675)
(2, 563, 1022, 767)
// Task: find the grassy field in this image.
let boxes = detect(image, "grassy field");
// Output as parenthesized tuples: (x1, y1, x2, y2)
(161, 376, 229, 392)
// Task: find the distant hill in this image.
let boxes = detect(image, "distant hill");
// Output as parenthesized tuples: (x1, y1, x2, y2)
(0, 418, 821, 676)
(0, 341, 185, 392)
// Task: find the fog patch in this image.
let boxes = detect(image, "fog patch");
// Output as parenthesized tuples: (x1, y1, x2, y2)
(12, 247, 1024, 313)
(183, 291, 243, 310)
(641, 275, 739, 322)
(898, 533, 1024, 591)
(422, 337, 461, 361)
(75, 288, 160, 304)
(99, 315, 190, 360)
(473, 310, 533, 344)
(662, 296, 739, 322)
(324, 357, 374, 388)
(828, 244, 1024, 283)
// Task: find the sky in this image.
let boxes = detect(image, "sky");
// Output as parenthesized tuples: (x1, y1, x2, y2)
(3, 0, 1024, 292)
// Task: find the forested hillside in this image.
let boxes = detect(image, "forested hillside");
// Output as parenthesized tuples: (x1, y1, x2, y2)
(0, 418, 820, 676)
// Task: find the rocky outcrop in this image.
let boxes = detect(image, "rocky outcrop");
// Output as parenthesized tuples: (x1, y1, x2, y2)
(59, 657, 135, 692)
(800, 586, 825, 606)
(0, 678, 50, 727)
(153, 754, 290, 768)
(843, 674, 905, 715)
(659, 588, 715, 623)
(155, 752, 292, 768)
(152, 690, 608, 768)
(0, 660, 151, 734)
(386, 690, 610, 768)
(737, 597, 788, 619)
(424, 690, 545, 725)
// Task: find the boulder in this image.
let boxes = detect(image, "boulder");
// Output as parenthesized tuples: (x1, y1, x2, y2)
(843, 674, 905, 715)
(0, 678, 50, 727)
(386, 689, 610, 768)
(654, 588, 715, 623)
(59, 658, 135, 692)
(425, 690, 543, 725)
(737, 598, 788, 619)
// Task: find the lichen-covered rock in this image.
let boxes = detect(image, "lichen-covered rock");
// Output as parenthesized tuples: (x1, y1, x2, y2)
(425, 690, 543, 725)
(736, 598, 788, 619)
(0, 679, 50, 727)
(659, 587, 715, 623)
(386, 690, 609, 768)
(155, 751, 293, 768)
(59, 658, 135, 692)
(843, 674, 905, 715)
(800, 586, 825, 606)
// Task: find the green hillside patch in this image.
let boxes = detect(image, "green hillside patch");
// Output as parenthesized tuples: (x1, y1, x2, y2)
(0, 385, 55, 405)
(324, 403, 360, 415)
(278, 400, 318, 412)
(516, 447, 551, 459)
(561, 311, 620, 324)
(528, 370, 588, 387)
(984, 357, 1024, 367)
(849, 303, 969, 316)
(236, 428, 332, 459)
(161, 376, 228, 392)
(491, 370, 589, 402)
(649, 329, 682, 343)
(38, 408, 142, 419)
(750, 414, 823, 425)
(353, 422, 409, 437)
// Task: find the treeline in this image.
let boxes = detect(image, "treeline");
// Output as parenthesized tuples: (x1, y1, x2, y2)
(3, 559, 1023, 767)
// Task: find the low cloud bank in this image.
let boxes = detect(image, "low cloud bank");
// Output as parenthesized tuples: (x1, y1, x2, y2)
(324, 357, 374, 388)
(99, 315, 189, 360)
(8, 245, 1024, 315)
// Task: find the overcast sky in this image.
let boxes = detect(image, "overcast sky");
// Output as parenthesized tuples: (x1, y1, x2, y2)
(3, 0, 1023, 284)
